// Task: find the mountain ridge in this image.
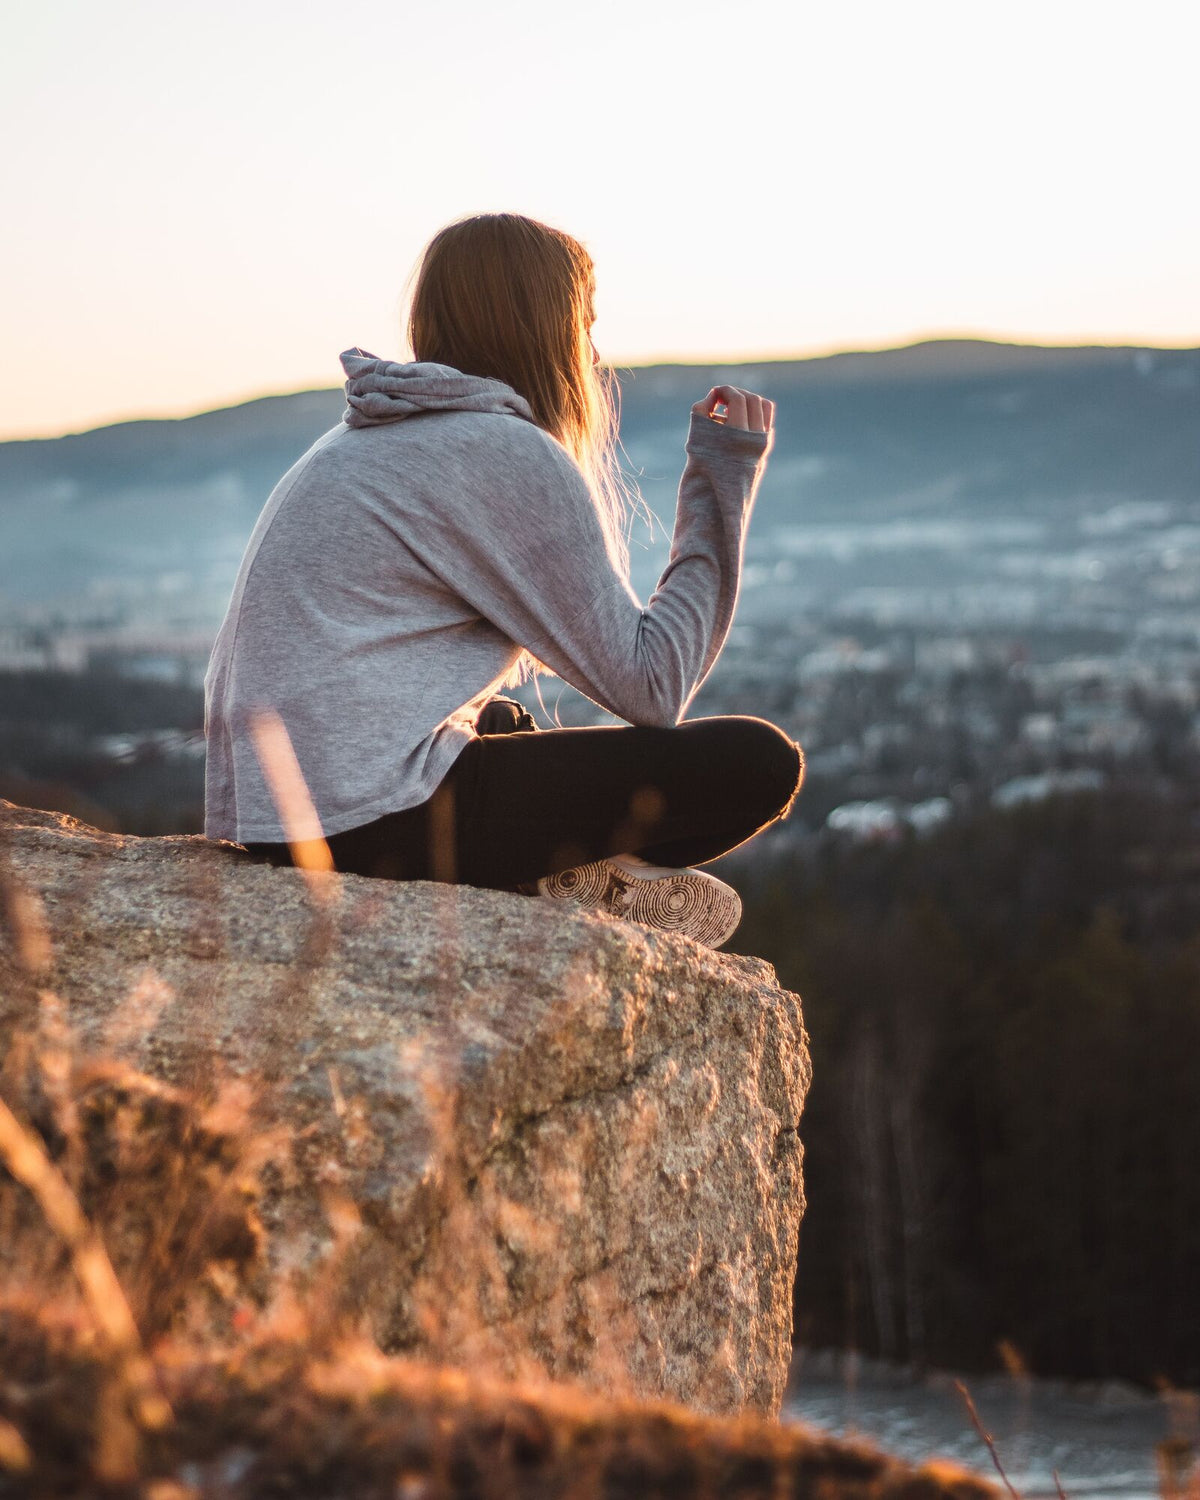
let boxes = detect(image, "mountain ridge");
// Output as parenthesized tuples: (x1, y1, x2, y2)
(5, 336, 1197, 448)
(2, 338, 1197, 615)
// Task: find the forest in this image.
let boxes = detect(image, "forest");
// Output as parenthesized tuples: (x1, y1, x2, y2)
(725, 786, 1200, 1386)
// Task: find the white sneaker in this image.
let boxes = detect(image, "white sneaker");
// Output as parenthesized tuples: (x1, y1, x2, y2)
(532, 853, 742, 949)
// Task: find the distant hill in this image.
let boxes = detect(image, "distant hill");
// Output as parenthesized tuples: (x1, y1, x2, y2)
(619, 340, 1200, 524)
(1, 339, 1197, 615)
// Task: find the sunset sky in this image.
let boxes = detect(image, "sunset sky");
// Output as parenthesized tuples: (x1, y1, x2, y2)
(2, 0, 1196, 441)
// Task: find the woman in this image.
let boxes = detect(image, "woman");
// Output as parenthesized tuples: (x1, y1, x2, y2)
(204, 212, 804, 948)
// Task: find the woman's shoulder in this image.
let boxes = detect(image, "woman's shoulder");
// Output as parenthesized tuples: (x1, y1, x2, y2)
(339, 408, 592, 519)
(451, 406, 572, 459)
(439, 409, 588, 491)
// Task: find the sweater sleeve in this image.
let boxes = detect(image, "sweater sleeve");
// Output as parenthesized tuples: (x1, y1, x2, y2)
(407, 408, 773, 728)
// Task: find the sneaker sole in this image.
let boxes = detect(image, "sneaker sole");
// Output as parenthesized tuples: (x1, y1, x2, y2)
(536, 860, 742, 948)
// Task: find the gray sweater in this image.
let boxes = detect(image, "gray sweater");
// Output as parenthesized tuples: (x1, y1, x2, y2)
(203, 348, 774, 843)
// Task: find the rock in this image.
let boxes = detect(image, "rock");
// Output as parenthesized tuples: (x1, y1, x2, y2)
(0, 800, 811, 1417)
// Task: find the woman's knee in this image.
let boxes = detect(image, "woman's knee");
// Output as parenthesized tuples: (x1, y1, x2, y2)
(744, 717, 804, 818)
(690, 715, 805, 820)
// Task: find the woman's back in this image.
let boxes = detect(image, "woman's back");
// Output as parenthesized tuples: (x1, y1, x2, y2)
(204, 355, 596, 843)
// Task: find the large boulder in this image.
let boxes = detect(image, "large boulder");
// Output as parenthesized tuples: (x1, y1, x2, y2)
(0, 800, 810, 1417)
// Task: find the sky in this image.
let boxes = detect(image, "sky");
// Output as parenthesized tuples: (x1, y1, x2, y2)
(1, 0, 1197, 441)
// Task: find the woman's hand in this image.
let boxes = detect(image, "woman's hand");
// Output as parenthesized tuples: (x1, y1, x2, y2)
(693, 385, 775, 434)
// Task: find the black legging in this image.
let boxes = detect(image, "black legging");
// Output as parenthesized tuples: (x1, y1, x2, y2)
(242, 699, 804, 893)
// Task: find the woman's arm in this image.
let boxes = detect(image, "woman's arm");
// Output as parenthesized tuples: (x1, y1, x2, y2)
(401, 403, 774, 726)
(639, 403, 773, 715)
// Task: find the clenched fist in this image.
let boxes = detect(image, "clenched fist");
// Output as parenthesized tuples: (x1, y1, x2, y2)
(693, 385, 775, 434)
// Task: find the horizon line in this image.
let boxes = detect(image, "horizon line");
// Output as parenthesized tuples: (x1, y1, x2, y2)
(5, 330, 1199, 446)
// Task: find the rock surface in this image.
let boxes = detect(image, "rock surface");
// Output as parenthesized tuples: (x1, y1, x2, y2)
(0, 800, 811, 1417)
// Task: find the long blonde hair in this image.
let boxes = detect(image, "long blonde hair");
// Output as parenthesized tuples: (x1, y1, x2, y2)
(405, 213, 639, 688)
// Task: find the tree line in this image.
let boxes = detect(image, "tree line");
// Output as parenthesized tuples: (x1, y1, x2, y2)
(726, 785, 1200, 1386)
